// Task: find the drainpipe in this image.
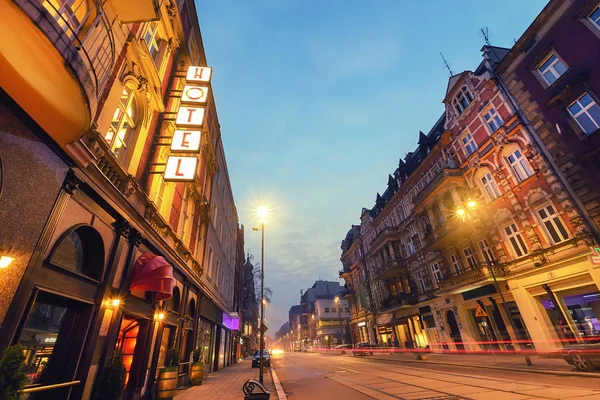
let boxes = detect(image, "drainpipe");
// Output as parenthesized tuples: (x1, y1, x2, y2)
(484, 49, 600, 245)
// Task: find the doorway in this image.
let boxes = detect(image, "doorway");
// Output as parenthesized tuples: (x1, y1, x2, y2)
(446, 310, 464, 350)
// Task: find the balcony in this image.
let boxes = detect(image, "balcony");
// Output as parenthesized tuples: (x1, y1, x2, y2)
(413, 168, 464, 210)
(339, 264, 352, 278)
(381, 292, 418, 313)
(370, 227, 399, 253)
(374, 257, 406, 281)
(2, 0, 117, 146)
(438, 263, 506, 293)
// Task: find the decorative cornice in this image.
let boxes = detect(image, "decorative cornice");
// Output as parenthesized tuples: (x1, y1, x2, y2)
(63, 170, 84, 195)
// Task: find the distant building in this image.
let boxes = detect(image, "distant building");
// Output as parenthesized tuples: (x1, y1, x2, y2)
(313, 297, 350, 346)
(241, 255, 259, 354)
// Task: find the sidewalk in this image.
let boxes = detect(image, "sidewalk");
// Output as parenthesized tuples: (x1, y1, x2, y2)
(174, 359, 279, 400)
(368, 351, 600, 377)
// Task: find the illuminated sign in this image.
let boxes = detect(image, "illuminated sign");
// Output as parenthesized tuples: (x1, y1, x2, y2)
(164, 156, 198, 182)
(44, 337, 57, 343)
(590, 247, 600, 265)
(171, 130, 201, 153)
(357, 321, 366, 327)
(176, 106, 205, 128)
(181, 85, 209, 104)
(186, 66, 212, 83)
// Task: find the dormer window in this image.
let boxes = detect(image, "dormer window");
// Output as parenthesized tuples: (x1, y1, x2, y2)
(453, 86, 473, 115)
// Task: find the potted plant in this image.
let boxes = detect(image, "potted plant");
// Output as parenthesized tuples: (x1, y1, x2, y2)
(0, 345, 26, 400)
(189, 348, 204, 386)
(92, 350, 126, 400)
(156, 348, 180, 399)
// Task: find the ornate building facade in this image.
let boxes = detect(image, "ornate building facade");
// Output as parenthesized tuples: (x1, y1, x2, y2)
(0, 0, 243, 398)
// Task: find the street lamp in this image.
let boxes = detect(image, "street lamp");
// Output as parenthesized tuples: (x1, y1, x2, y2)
(253, 206, 269, 383)
(456, 200, 516, 350)
(335, 296, 344, 345)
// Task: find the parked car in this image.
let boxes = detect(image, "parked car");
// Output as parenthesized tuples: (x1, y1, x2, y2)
(562, 339, 600, 371)
(352, 342, 373, 356)
(335, 344, 352, 354)
(251, 350, 270, 368)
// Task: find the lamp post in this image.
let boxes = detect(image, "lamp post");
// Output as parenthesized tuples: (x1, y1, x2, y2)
(456, 200, 518, 352)
(253, 206, 268, 383)
(335, 296, 344, 345)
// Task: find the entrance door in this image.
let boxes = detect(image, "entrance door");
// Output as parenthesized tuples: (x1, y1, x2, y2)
(17, 292, 93, 399)
(446, 310, 464, 350)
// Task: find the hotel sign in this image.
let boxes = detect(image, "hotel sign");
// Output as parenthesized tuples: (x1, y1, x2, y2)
(164, 66, 212, 182)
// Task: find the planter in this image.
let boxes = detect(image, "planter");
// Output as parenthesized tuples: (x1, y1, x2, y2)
(189, 362, 204, 386)
(156, 367, 178, 399)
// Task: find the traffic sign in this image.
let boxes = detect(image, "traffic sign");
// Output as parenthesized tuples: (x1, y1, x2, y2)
(261, 323, 268, 334)
(475, 304, 488, 318)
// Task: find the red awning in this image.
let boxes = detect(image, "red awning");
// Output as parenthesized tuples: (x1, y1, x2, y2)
(130, 252, 174, 301)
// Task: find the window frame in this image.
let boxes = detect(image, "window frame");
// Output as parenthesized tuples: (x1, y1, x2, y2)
(450, 254, 464, 275)
(480, 171, 501, 202)
(567, 92, 600, 136)
(483, 106, 504, 133)
(536, 203, 570, 245)
(416, 270, 427, 293)
(503, 222, 529, 258)
(431, 263, 443, 282)
(536, 52, 568, 87)
(589, 5, 600, 30)
(144, 22, 161, 63)
(506, 148, 534, 183)
(104, 86, 138, 161)
(461, 130, 478, 157)
(479, 239, 495, 263)
(453, 86, 473, 115)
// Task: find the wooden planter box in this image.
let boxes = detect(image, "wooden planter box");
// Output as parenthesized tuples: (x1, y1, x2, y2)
(156, 367, 179, 399)
(189, 362, 204, 386)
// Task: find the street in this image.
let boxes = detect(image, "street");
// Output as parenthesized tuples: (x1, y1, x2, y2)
(272, 352, 600, 400)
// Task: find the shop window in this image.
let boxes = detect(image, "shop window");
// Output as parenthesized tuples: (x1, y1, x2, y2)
(49, 225, 105, 280)
(506, 149, 534, 183)
(537, 204, 570, 244)
(116, 318, 140, 386)
(536, 52, 567, 86)
(567, 93, 600, 135)
(504, 223, 529, 258)
(483, 107, 504, 132)
(157, 326, 173, 373)
(105, 86, 137, 160)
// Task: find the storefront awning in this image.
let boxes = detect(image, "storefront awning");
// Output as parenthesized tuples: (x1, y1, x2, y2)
(130, 252, 174, 301)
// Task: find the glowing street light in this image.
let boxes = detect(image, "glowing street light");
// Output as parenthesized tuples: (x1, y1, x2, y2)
(253, 205, 269, 384)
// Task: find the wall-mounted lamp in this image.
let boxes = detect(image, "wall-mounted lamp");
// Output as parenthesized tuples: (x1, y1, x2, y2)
(155, 312, 165, 321)
(111, 299, 121, 307)
(0, 256, 14, 269)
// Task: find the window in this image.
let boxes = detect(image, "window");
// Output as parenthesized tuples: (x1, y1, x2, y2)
(42, 0, 90, 40)
(461, 132, 478, 156)
(453, 86, 473, 115)
(504, 223, 529, 258)
(537, 204, 569, 244)
(105, 87, 137, 158)
(345, 307, 350, 313)
(144, 22, 161, 62)
(568, 93, 600, 135)
(179, 196, 191, 240)
(506, 149, 534, 182)
(537, 53, 567, 85)
(463, 247, 478, 269)
(479, 239, 495, 262)
(155, 175, 167, 211)
(450, 254, 464, 274)
(483, 107, 504, 132)
(431, 263, 443, 282)
(331, 307, 337, 313)
(590, 6, 600, 29)
(407, 236, 416, 255)
(325, 308, 330, 313)
(481, 172, 501, 201)
(206, 247, 214, 279)
(218, 264, 223, 287)
(416, 270, 427, 293)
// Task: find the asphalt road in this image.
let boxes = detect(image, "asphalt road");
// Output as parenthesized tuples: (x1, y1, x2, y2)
(271, 352, 600, 400)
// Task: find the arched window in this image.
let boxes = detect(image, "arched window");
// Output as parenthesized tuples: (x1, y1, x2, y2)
(169, 287, 181, 312)
(188, 298, 196, 319)
(105, 86, 137, 159)
(49, 225, 105, 280)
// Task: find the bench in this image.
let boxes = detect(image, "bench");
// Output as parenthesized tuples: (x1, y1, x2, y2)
(243, 379, 271, 400)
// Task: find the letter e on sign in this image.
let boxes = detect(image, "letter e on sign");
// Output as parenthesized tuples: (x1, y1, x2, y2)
(181, 85, 209, 104)
(164, 156, 198, 182)
(186, 66, 212, 83)
(176, 107, 205, 128)
(171, 130, 201, 153)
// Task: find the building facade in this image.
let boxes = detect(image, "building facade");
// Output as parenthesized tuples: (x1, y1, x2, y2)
(0, 0, 243, 399)
(339, 41, 600, 353)
(241, 256, 259, 356)
(313, 297, 350, 346)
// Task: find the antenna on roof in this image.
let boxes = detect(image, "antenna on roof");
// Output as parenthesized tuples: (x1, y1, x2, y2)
(440, 52, 453, 76)
(480, 27, 491, 46)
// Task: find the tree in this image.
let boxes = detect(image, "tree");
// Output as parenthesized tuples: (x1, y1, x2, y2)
(253, 263, 273, 304)
(0, 345, 26, 400)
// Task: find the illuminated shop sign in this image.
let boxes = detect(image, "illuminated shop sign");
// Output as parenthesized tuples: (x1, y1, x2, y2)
(357, 321, 366, 327)
(164, 66, 212, 182)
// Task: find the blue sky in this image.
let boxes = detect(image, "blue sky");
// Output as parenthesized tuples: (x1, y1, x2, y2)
(196, 0, 548, 334)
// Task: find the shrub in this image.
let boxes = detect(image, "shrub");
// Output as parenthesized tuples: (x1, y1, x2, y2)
(0, 345, 26, 400)
(165, 348, 180, 369)
(92, 350, 126, 400)
(192, 348, 202, 364)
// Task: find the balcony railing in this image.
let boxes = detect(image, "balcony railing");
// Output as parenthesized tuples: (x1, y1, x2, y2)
(374, 256, 406, 280)
(381, 292, 417, 312)
(439, 263, 506, 292)
(17, 0, 116, 111)
(413, 168, 464, 206)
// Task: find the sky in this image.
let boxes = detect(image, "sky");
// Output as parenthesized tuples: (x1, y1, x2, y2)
(195, 0, 549, 335)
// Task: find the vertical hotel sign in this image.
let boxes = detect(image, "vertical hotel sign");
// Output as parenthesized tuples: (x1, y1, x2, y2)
(164, 66, 212, 182)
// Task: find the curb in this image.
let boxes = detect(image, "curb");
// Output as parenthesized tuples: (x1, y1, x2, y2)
(270, 365, 287, 400)
(368, 355, 600, 378)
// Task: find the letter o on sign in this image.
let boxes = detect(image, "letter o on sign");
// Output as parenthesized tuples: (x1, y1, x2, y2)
(181, 85, 209, 104)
